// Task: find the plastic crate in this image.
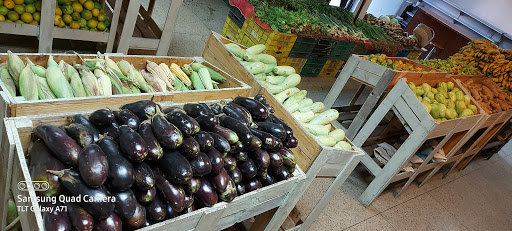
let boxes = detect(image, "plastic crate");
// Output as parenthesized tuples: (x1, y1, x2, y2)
(289, 36, 317, 58)
(222, 17, 242, 43)
(240, 17, 296, 59)
(395, 50, 411, 57)
(311, 39, 334, 58)
(318, 59, 345, 78)
(278, 57, 308, 74)
(352, 43, 368, 55)
(301, 58, 328, 77)
(407, 50, 423, 60)
(329, 40, 356, 61)
(228, 7, 245, 28)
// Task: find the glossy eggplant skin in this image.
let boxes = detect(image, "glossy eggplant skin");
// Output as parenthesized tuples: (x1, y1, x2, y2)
(115, 109, 141, 131)
(29, 140, 66, 197)
(236, 183, 245, 196)
(268, 164, 283, 177)
(209, 103, 222, 115)
(157, 150, 193, 184)
(166, 111, 200, 136)
(284, 136, 298, 148)
(78, 144, 109, 188)
(269, 152, 284, 167)
(233, 96, 269, 121)
(123, 202, 146, 230)
(261, 173, 275, 186)
(211, 126, 239, 144)
(280, 148, 297, 169)
(245, 178, 262, 193)
(254, 94, 266, 104)
(183, 103, 214, 118)
(238, 158, 258, 179)
(209, 132, 231, 156)
(264, 103, 275, 114)
(219, 176, 237, 202)
(145, 195, 167, 222)
(228, 167, 243, 184)
(121, 100, 159, 121)
(206, 148, 224, 174)
(89, 109, 115, 128)
(93, 213, 122, 231)
(209, 168, 229, 192)
(196, 177, 218, 207)
(67, 203, 94, 231)
(66, 123, 95, 148)
(179, 137, 200, 158)
(113, 189, 137, 220)
(250, 128, 282, 150)
(119, 125, 148, 162)
(152, 168, 186, 212)
(183, 178, 201, 194)
(253, 149, 270, 172)
(195, 114, 218, 131)
(138, 122, 163, 161)
(184, 193, 194, 209)
(33, 124, 81, 166)
(97, 137, 134, 192)
(190, 152, 212, 177)
(245, 136, 262, 152)
(256, 122, 286, 141)
(219, 115, 253, 145)
(133, 162, 155, 191)
(229, 141, 243, 154)
(231, 150, 249, 162)
(222, 103, 251, 127)
(223, 155, 237, 171)
(48, 170, 114, 220)
(268, 114, 293, 140)
(101, 122, 120, 143)
(44, 204, 71, 231)
(72, 114, 100, 142)
(135, 187, 156, 203)
(151, 114, 183, 150)
(275, 166, 292, 181)
(163, 106, 187, 115)
(194, 131, 214, 152)
(166, 206, 181, 219)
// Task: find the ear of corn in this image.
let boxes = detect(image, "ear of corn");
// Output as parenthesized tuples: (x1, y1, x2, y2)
(190, 71, 205, 90)
(117, 60, 133, 76)
(36, 76, 56, 100)
(19, 64, 39, 101)
(26, 59, 46, 78)
(131, 64, 154, 93)
(170, 63, 192, 87)
(105, 56, 123, 74)
(141, 70, 166, 92)
(93, 63, 112, 96)
(104, 66, 125, 95)
(7, 50, 25, 87)
(65, 63, 87, 97)
(131, 85, 141, 94)
(198, 67, 214, 89)
(0, 66, 17, 97)
(47, 55, 59, 68)
(46, 56, 74, 98)
(173, 76, 184, 91)
(76, 65, 100, 96)
(122, 82, 133, 94)
(58, 60, 72, 82)
(159, 63, 176, 85)
(181, 64, 193, 75)
(147, 61, 174, 91)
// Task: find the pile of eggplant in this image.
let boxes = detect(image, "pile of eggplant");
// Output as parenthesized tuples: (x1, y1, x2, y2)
(30, 95, 298, 231)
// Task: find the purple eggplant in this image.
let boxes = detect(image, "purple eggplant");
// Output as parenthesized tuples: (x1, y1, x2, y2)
(238, 158, 258, 179)
(89, 109, 115, 128)
(166, 111, 200, 136)
(228, 167, 243, 184)
(211, 126, 239, 144)
(196, 177, 218, 207)
(230, 150, 249, 161)
(119, 125, 147, 162)
(29, 140, 65, 197)
(78, 144, 109, 188)
(179, 137, 200, 158)
(229, 141, 243, 154)
(209, 168, 229, 192)
(97, 136, 134, 192)
(269, 151, 284, 167)
(280, 148, 297, 170)
(219, 176, 237, 202)
(33, 124, 81, 166)
(115, 109, 141, 131)
(123, 202, 146, 229)
(183, 103, 213, 118)
(189, 152, 212, 177)
(195, 114, 218, 131)
(44, 204, 71, 231)
(67, 203, 94, 231)
(151, 114, 183, 149)
(194, 131, 214, 152)
(219, 115, 253, 145)
(152, 168, 185, 212)
(250, 128, 282, 150)
(261, 173, 275, 186)
(245, 136, 262, 152)
(253, 149, 270, 172)
(256, 122, 286, 141)
(184, 193, 194, 209)
(209, 132, 231, 156)
(65, 123, 95, 148)
(233, 96, 269, 121)
(163, 106, 187, 114)
(206, 148, 224, 174)
(145, 194, 167, 222)
(209, 103, 222, 115)
(223, 155, 237, 171)
(157, 150, 192, 184)
(113, 189, 137, 220)
(72, 114, 100, 142)
(138, 121, 163, 161)
(275, 166, 292, 181)
(254, 94, 266, 104)
(166, 206, 180, 219)
(236, 183, 245, 196)
(121, 100, 160, 121)
(133, 162, 155, 191)
(245, 178, 262, 192)
(135, 187, 157, 203)
(101, 122, 120, 143)
(268, 114, 293, 139)
(93, 213, 122, 231)
(222, 103, 252, 127)
(183, 178, 201, 194)
(284, 135, 298, 148)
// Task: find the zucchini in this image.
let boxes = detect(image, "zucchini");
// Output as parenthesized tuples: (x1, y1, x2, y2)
(256, 54, 277, 64)
(190, 71, 204, 90)
(334, 141, 352, 150)
(274, 87, 300, 103)
(246, 44, 267, 55)
(309, 109, 339, 125)
(284, 103, 300, 113)
(299, 102, 325, 113)
(329, 129, 345, 142)
(190, 63, 227, 82)
(243, 53, 260, 62)
(240, 61, 252, 67)
(266, 75, 286, 85)
(302, 123, 330, 136)
(225, 43, 247, 58)
(273, 66, 296, 76)
(254, 73, 267, 81)
(291, 111, 315, 123)
(298, 98, 314, 107)
(314, 135, 337, 147)
(263, 74, 301, 94)
(245, 62, 266, 74)
(264, 63, 277, 74)
(283, 90, 307, 108)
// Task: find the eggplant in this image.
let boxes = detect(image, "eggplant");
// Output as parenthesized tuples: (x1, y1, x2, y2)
(66, 123, 95, 148)
(245, 136, 262, 151)
(209, 103, 222, 115)
(209, 168, 229, 192)
(121, 100, 160, 121)
(72, 114, 100, 142)
(135, 187, 156, 203)
(138, 122, 163, 161)
(219, 176, 237, 202)
(183, 178, 201, 194)
(101, 123, 120, 143)
(67, 203, 94, 231)
(163, 106, 187, 114)
(275, 166, 292, 181)
(115, 109, 141, 131)
(33, 124, 81, 166)
(184, 193, 194, 209)
(254, 94, 266, 104)
(89, 109, 115, 128)
(190, 152, 212, 177)
(29, 140, 65, 197)
(268, 164, 283, 177)
(229, 141, 243, 154)
(145, 195, 167, 222)
(166, 111, 200, 136)
(47, 170, 114, 219)
(123, 202, 146, 229)
(261, 173, 275, 186)
(223, 155, 237, 171)
(119, 125, 147, 162)
(158, 150, 192, 184)
(211, 126, 239, 144)
(151, 114, 183, 149)
(196, 177, 218, 207)
(152, 168, 185, 212)
(280, 148, 297, 169)
(209, 132, 231, 156)
(183, 103, 213, 118)
(245, 178, 262, 192)
(133, 162, 155, 191)
(231, 150, 249, 162)
(269, 114, 293, 139)
(195, 114, 218, 131)
(284, 135, 298, 148)
(256, 122, 286, 141)
(98, 137, 134, 192)
(269, 152, 284, 167)
(259, 169, 268, 179)
(78, 144, 109, 188)
(206, 148, 224, 174)
(113, 189, 137, 219)
(222, 103, 251, 127)
(253, 149, 270, 172)
(93, 213, 122, 231)
(238, 158, 258, 179)
(250, 128, 282, 150)
(228, 167, 243, 183)
(264, 103, 275, 113)
(166, 206, 181, 219)
(44, 204, 71, 231)
(233, 96, 269, 121)
(179, 137, 200, 158)
(194, 131, 214, 152)
(236, 183, 245, 195)
(219, 115, 253, 145)
(142, 219, 153, 228)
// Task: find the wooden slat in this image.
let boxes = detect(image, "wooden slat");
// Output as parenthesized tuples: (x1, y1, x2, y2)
(0, 22, 39, 37)
(117, 0, 142, 54)
(0, 119, 15, 229)
(323, 56, 361, 109)
(130, 37, 160, 49)
(106, 0, 123, 53)
(52, 28, 109, 42)
(38, 0, 56, 52)
(351, 68, 382, 87)
(156, 0, 184, 56)
(138, 4, 163, 38)
(135, 7, 158, 39)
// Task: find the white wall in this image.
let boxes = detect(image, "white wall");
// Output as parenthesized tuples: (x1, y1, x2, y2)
(448, 0, 511, 34)
(366, 0, 406, 16)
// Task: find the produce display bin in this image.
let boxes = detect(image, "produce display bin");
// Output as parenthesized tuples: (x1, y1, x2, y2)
(202, 32, 364, 231)
(288, 36, 318, 58)
(3, 96, 307, 231)
(352, 77, 485, 206)
(329, 40, 356, 61)
(318, 60, 345, 78)
(300, 58, 328, 78)
(222, 17, 242, 43)
(323, 54, 447, 141)
(277, 57, 308, 75)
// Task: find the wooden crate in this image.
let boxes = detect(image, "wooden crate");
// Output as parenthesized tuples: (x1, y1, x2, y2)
(203, 32, 364, 231)
(323, 54, 448, 141)
(3, 95, 307, 231)
(352, 78, 486, 206)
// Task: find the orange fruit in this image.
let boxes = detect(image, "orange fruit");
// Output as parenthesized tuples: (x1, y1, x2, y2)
(7, 10, 18, 21)
(3, 0, 14, 9)
(55, 7, 62, 16)
(91, 8, 99, 17)
(62, 14, 71, 24)
(69, 21, 80, 29)
(32, 11, 39, 21)
(30, 20, 38, 25)
(0, 15, 5, 21)
(20, 12, 32, 23)
(71, 2, 82, 13)
(87, 19, 97, 28)
(13, 0, 23, 4)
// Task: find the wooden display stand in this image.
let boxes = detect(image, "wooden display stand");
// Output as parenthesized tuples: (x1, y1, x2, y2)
(352, 78, 485, 206)
(116, 0, 183, 55)
(323, 54, 446, 140)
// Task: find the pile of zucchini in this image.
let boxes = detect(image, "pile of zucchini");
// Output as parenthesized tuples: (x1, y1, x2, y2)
(225, 43, 352, 150)
(30, 96, 297, 230)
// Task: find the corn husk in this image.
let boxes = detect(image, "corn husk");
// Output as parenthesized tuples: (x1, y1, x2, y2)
(19, 64, 39, 101)
(26, 59, 46, 78)
(105, 56, 123, 73)
(36, 76, 56, 100)
(58, 60, 72, 82)
(0, 66, 17, 97)
(141, 70, 166, 92)
(66, 63, 87, 97)
(93, 63, 112, 96)
(104, 66, 124, 95)
(76, 65, 100, 96)
(7, 51, 25, 86)
(117, 60, 133, 76)
(131, 85, 141, 94)
(46, 56, 74, 98)
(131, 64, 154, 93)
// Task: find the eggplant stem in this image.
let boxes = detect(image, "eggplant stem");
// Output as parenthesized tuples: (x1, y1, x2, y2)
(46, 170, 64, 177)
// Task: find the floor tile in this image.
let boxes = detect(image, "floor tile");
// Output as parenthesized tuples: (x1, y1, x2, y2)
(343, 214, 396, 231)
(172, 6, 211, 36)
(167, 33, 208, 57)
